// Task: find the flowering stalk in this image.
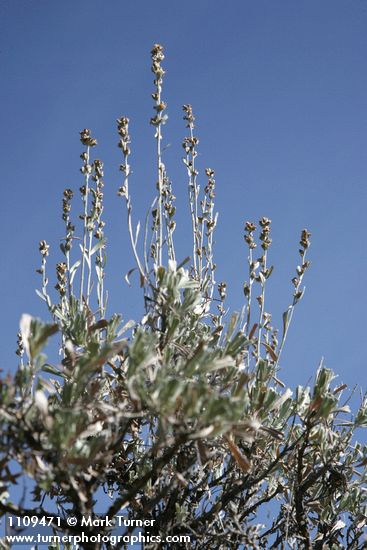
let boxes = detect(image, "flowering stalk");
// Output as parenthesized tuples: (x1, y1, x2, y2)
(78, 129, 97, 307)
(243, 221, 257, 337)
(61, 188, 74, 298)
(217, 281, 227, 331)
(55, 261, 67, 315)
(183, 104, 200, 280)
(275, 229, 311, 368)
(203, 168, 217, 299)
(150, 44, 167, 268)
(256, 217, 272, 360)
(15, 331, 24, 369)
(86, 217, 94, 305)
(162, 171, 176, 263)
(90, 159, 106, 316)
(117, 117, 146, 283)
(37, 240, 52, 311)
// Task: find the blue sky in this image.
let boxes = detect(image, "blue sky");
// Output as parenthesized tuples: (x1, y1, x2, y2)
(2, 0, 367, 398)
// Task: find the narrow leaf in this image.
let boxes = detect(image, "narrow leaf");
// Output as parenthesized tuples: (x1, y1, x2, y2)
(249, 323, 258, 340)
(263, 342, 278, 362)
(224, 435, 251, 472)
(125, 267, 136, 286)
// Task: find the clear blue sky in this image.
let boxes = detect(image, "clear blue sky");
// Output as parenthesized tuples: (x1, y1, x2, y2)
(2, 0, 367, 396)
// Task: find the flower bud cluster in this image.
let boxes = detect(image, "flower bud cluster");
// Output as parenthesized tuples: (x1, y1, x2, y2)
(117, 117, 131, 156)
(91, 160, 105, 245)
(204, 168, 215, 198)
(16, 331, 24, 358)
(62, 189, 73, 221)
(79, 128, 97, 147)
(55, 262, 67, 297)
(292, 229, 311, 300)
(62, 189, 75, 253)
(80, 150, 92, 176)
(39, 240, 50, 257)
(259, 217, 272, 250)
(262, 311, 272, 328)
(244, 221, 257, 249)
(150, 45, 167, 127)
(183, 104, 195, 128)
(93, 158, 104, 180)
(117, 117, 131, 198)
(151, 206, 160, 232)
(300, 229, 311, 252)
(182, 136, 199, 157)
(218, 282, 227, 301)
(151, 44, 165, 78)
(216, 282, 227, 323)
(271, 329, 279, 351)
(162, 174, 176, 233)
(203, 169, 216, 236)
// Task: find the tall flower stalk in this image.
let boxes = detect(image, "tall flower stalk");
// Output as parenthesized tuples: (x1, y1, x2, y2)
(183, 104, 200, 280)
(256, 217, 272, 360)
(150, 44, 167, 269)
(117, 117, 146, 285)
(182, 106, 218, 306)
(78, 129, 97, 307)
(202, 168, 217, 299)
(89, 159, 106, 316)
(61, 188, 74, 298)
(37, 240, 52, 311)
(275, 229, 311, 368)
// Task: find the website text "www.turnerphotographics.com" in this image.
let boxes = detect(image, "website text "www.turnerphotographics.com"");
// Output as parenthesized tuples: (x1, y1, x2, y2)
(5, 532, 191, 546)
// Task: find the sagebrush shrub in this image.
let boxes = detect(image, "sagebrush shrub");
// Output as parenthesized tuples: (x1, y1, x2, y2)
(1, 45, 366, 550)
